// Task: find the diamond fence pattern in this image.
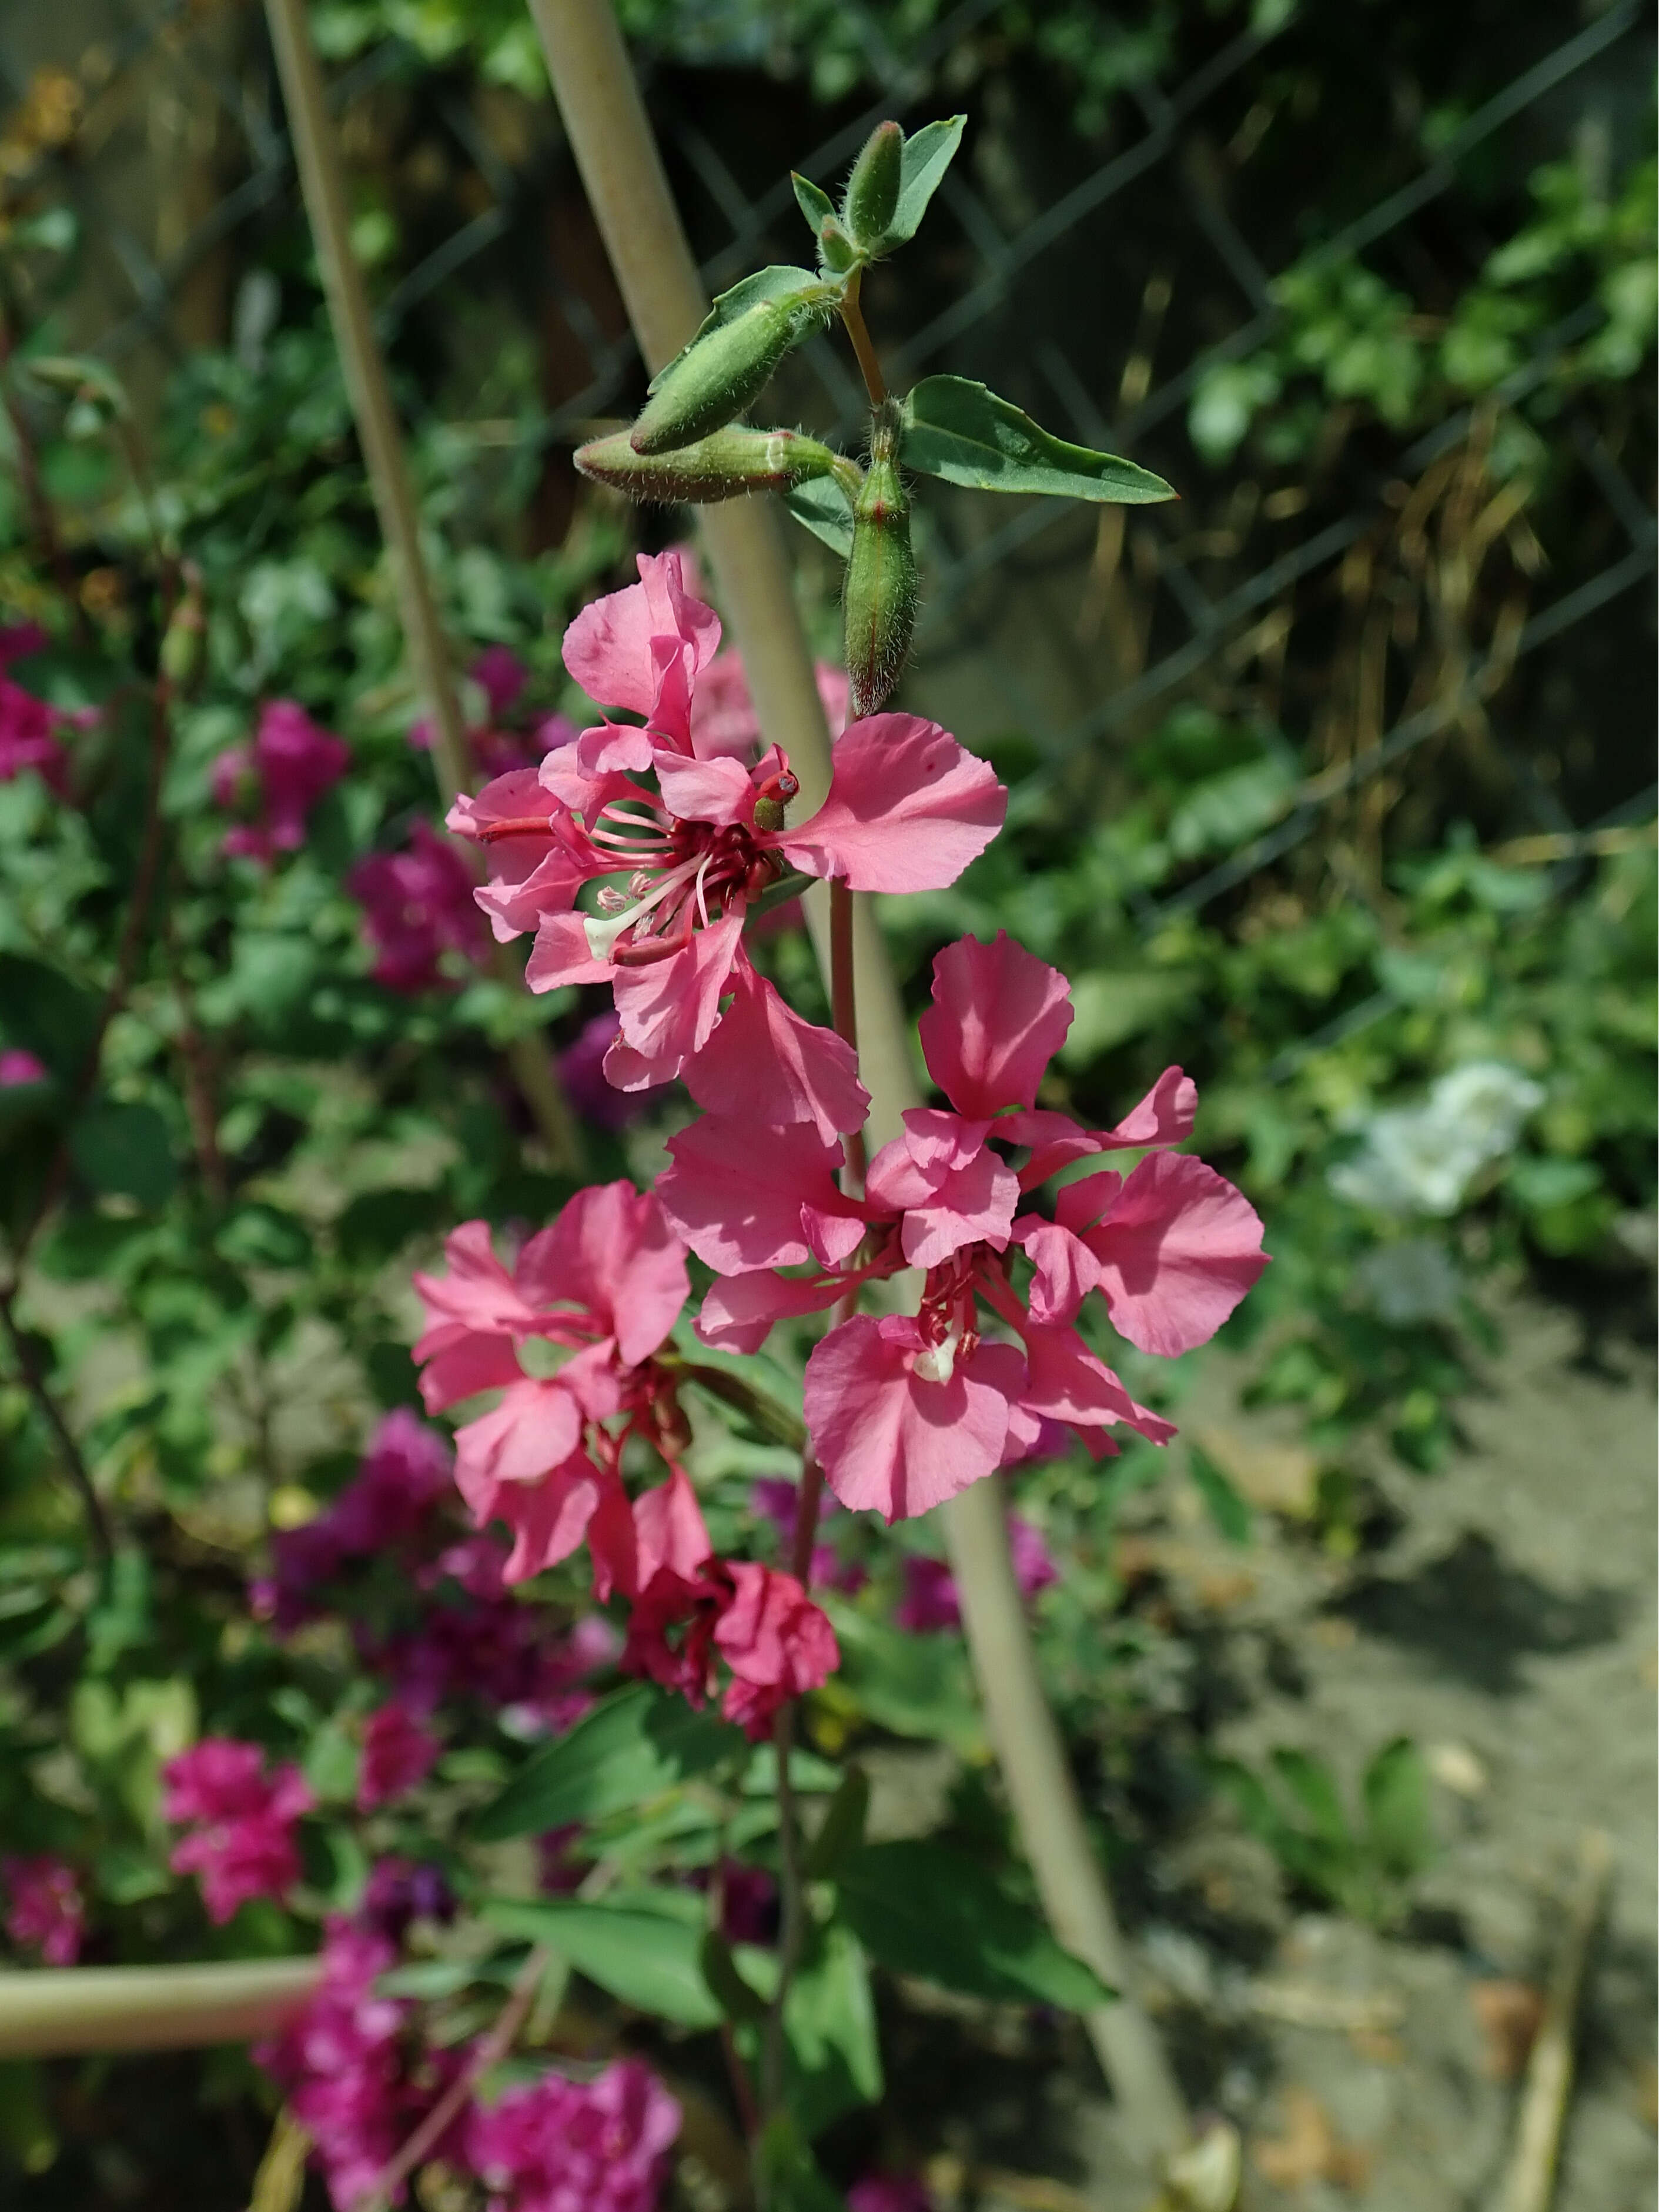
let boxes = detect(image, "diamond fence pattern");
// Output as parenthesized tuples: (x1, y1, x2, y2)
(2, 0, 1653, 974)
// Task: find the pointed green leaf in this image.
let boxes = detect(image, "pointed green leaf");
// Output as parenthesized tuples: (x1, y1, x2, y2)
(885, 116, 968, 248)
(484, 1895, 720, 2026)
(835, 1842, 1111, 2010)
(901, 375, 1176, 503)
(470, 1683, 739, 1841)
(792, 172, 836, 238)
(1362, 1737, 1433, 1879)
(1269, 1748, 1351, 1850)
(783, 1923, 882, 2133)
(782, 474, 855, 559)
(755, 2115, 847, 2211)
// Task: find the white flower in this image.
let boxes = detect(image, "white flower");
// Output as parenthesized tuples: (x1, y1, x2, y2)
(1329, 1061, 1543, 1218)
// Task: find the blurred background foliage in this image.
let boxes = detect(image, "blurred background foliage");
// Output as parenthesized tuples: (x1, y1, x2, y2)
(0, 0, 1652, 2201)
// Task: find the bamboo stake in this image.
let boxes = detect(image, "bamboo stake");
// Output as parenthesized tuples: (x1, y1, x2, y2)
(523, 0, 1193, 2165)
(0, 1959, 320, 2059)
(1496, 1829, 1613, 2212)
(262, 0, 582, 1174)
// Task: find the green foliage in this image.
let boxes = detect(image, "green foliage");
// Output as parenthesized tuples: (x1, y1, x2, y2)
(902, 376, 1175, 503)
(1215, 1737, 1435, 1925)
(472, 1684, 741, 1840)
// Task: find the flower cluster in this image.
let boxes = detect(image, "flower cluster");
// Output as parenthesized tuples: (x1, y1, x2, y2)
(256, 1914, 464, 2210)
(212, 698, 348, 861)
(349, 820, 486, 993)
(660, 930, 1268, 1518)
(0, 623, 92, 793)
(449, 550, 1005, 1130)
(466, 2061, 681, 2212)
(162, 1737, 314, 1924)
(622, 1556, 839, 1739)
(410, 643, 580, 781)
(2, 1853, 85, 1964)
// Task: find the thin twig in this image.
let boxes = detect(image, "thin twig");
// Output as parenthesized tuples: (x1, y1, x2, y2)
(0, 1284, 112, 1566)
(359, 1944, 550, 2211)
(1496, 1830, 1613, 2212)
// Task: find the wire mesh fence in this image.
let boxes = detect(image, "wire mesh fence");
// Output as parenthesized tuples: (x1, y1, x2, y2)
(2, 0, 1653, 952)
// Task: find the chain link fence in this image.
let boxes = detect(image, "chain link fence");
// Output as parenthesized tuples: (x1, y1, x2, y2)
(2, 0, 1653, 948)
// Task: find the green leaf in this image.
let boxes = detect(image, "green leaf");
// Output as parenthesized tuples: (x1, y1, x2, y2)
(0, 953, 100, 1078)
(69, 1101, 177, 1208)
(792, 172, 837, 238)
(835, 1842, 1111, 2010)
(1190, 1444, 1253, 1546)
(885, 117, 968, 249)
(826, 1609, 984, 1756)
(782, 1923, 882, 2134)
(484, 1896, 720, 2026)
(804, 1766, 869, 1879)
(216, 1203, 312, 1270)
(1269, 1749, 1351, 1850)
(1362, 1737, 1433, 1880)
(901, 376, 1175, 503)
(782, 474, 855, 558)
(471, 1683, 740, 1841)
(754, 2115, 847, 2211)
(700, 1928, 767, 2023)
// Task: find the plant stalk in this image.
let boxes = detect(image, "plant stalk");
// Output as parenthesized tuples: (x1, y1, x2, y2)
(523, 0, 1194, 2169)
(0, 1959, 321, 2059)
(261, 0, 582, 1175)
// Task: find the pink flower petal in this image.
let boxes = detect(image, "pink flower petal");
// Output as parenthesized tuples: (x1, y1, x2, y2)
(454, 1377, 584, 1495)
(1017, 1321, 1176, 1446)
(413, 1332, 523, 1415)
(518, 1182, 688, 1367)
(1065, 1149, 1268, 1357)
(1012, 1215, 1102, 1326)
(659, 1117, 865, 1273)
(610, 913, 744, 1063)
(696, 1269, 847, 1355)
(633, 1467, 712, 1588)
(805, 1315, 1025, 1521)
(1003, 1068, 1199, 1187)
(562, 551, 721, 731)
(653, 749, 755, 827)
(526, 910, 612, 992)
(918, 934, 1072, 1117)
(776, 715, 1005, 894)
(684, 965, 868, 1140)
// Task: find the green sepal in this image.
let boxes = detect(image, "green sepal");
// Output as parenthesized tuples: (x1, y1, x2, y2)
(900, 374, 1176, 502)
(792, 172, 836, 237)
(842, 121, 903, 248)
(842, 400, 916, 717)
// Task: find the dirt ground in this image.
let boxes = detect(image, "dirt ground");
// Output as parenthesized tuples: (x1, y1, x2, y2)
(894, 1289, 1657, 2212)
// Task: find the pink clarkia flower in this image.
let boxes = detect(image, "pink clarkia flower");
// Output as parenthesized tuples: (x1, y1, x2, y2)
(0, 1048, 49, 1087)
(448, 552, 1004, 1138)
(163, 1737, 314, 1924)
(622, 1556, 838, 1739)
(256, 1916, 466, 2211)
(465, 2059, 680, 2212)
(255, 1409, 454, 1633)
(895, 1513, 1057, 1632)
(357, 1701, 441, 1811)
(3, 1855, 85, 1964)
(663, 932, 1267, 1519)
(213, 699, 348, 861)
(0, 627, 76, 794)
(412, 1184, 704, 1595)
(349, 820, 486, 993)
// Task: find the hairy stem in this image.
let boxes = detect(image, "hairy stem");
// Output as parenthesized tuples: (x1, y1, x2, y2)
(839, 269, 888, 408)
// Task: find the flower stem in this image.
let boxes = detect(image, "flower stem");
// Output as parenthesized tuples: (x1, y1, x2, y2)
(0, 1285, 111, 1568)
(840, 268, 888, 408)
(830, 879, 868, 1191)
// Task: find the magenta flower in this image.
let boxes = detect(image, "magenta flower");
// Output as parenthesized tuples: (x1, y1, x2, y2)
(662, 932, 1267, 1519)
(357, 1701, 441, 1812)
(0, 634, 73, 791)
(3, 1855, 86, 1964)
(448, 552, 1004, 1137)
(849, 2178, 935, 2212)
(0, 1047, 49, 1087)
(621, 1556, 838, 1739)
(212, 699, 348, 861)
(411, 1184, 701, 1592)
(255, 1410, 454, 1632)
(162, 1737, 314, 1924)
(257, 1916, 465, 2211)
(349, 820, 486, 993)
(465, 2059, 680, 2212)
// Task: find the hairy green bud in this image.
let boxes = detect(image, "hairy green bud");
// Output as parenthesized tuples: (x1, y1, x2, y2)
(817, 216, 858, 274)
(842, 121, 903, 250)
(630, 270, 838, 456)
(575, 425, 841, 504)
(842, 400, 917, 719)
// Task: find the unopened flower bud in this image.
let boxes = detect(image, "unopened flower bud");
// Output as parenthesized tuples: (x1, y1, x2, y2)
(576, 424, 839, 504)
(818, 216, 858, 273)
(842, 399, 917, 719)
(842, 121, 903, 250)
(159, 563, 206, 696)
(630, 278, 838, 456)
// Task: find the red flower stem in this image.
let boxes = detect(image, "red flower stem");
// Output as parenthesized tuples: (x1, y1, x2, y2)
(830, 880, 867, 1192)
(839, 268, 888, 409)
(356, 1943, 549, 2211)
